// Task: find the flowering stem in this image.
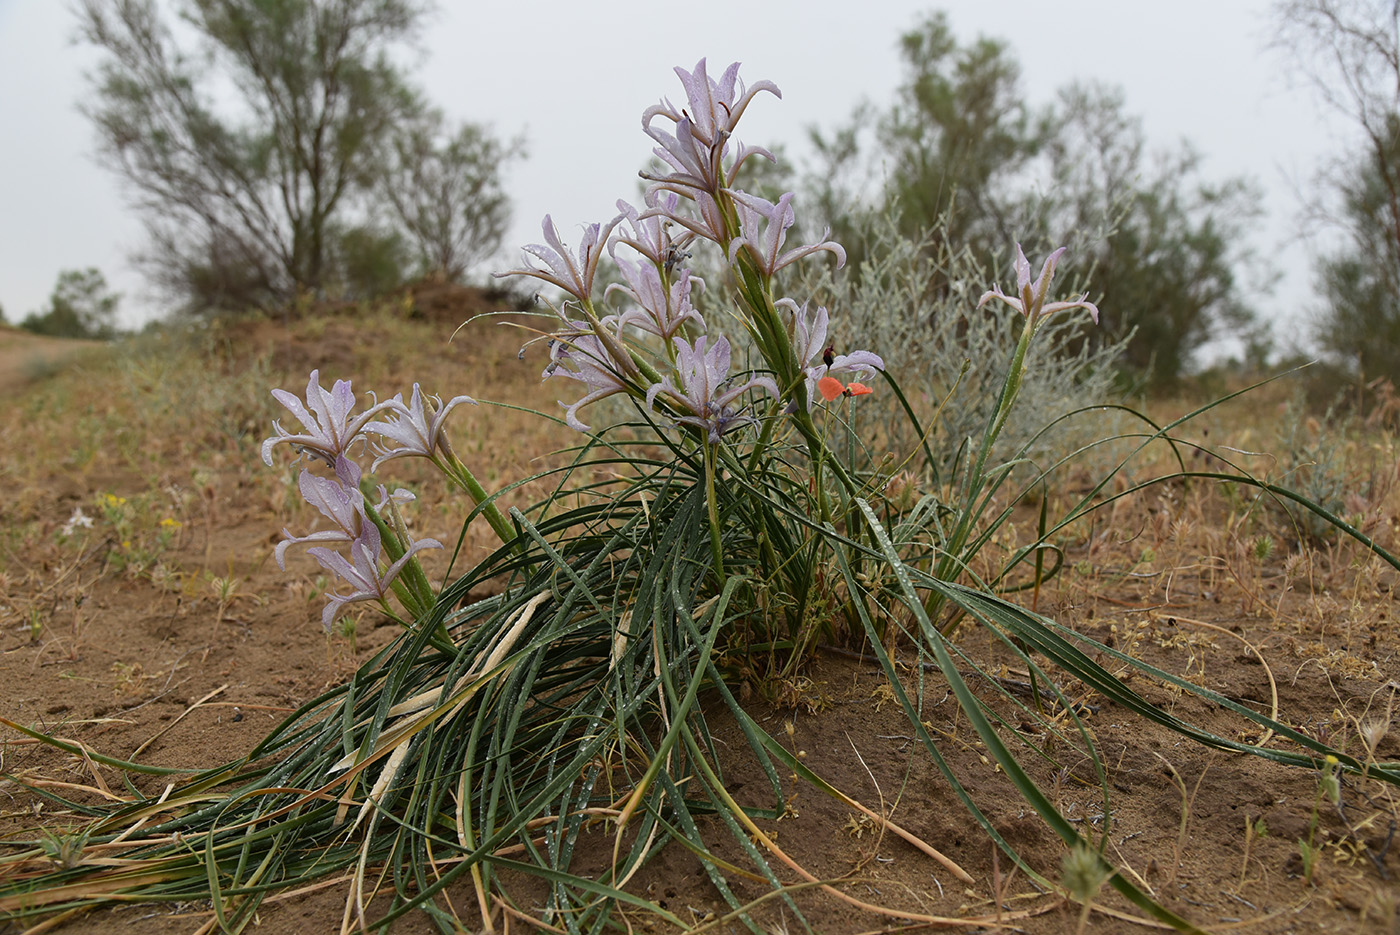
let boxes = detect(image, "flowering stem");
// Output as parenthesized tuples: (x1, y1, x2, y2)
(359, 497, 453, 646)
(360, 499, 428, 611)
(386, 495, 439, 612)
(979, 317, 1036, 473)
(926, 316, 1036, 629)
(734, 255, 859, 522)
(704, 442, 726, 583)
(734, 261, 801, 391)
(438, 440, 517, 548)
(844, 395, 861, 472)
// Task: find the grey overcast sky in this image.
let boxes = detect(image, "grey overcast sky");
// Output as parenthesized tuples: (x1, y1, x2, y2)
(0, 0, 1348, 348)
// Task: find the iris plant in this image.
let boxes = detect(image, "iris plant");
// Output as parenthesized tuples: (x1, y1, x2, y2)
(927, 241, 1102, 629)
(493, 57, 888, 554)
(503, 60, 884, 441)
(264, 374, 509, 634)
(262, 57, 1099, 642)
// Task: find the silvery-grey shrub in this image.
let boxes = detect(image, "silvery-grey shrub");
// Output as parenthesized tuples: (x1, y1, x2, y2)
(792, 212, 1132, 485)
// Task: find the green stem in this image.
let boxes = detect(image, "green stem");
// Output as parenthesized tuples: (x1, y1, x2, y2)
(359, 496, 445, 641)
(384, 493, 438, 612)
(349, 482, 465, 647)
(845, 394, 857, 472)
(926, 315, 1036, 631)
(974, 316, 1035, 495)
(438, 441, 516, 549)
(745, 398, 781, 476)
(704, 442, 726, 583)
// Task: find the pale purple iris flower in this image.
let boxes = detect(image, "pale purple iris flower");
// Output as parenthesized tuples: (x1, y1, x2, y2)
(645, 125, 776, 202)
(779, 300, 883, 409)
(644, 117, 725, 199)
(275, 455, 417, 571)
(605, 259, 706, 341)
(261, 370, 399, 467)
(495, 213, 623, 303)
(978, 244, 1100, 327)
(364, 384, 476, 471)
(276, 455, 365, 570)
(664, 59, 780, 154)
(307, 521, 442, 629)
(646, 190, 731, 251)
(642, 59, 780, 198)
(727, 191, 846, 277)
(612, 196, 683, 266)
(646, 335, 778, 443)
(545, 327, 635, 433)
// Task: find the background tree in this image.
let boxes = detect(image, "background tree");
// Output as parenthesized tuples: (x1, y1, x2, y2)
(804, 13, 1262, 388)
(806, 12, 1050, 274)
(328, 222, 412, 299)
(380, 112, 523, 282)
(77, 0, 514, 314)
(1313, 121, 1400, 374)
(20, 268, 122, 339)
(1032, 85, 1263, 384)
(1273, 0, 1400, 380)
(878, 13, 1053, 253)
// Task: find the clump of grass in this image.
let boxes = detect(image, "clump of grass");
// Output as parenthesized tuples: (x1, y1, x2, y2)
(1299, 755, 1342, 885)
(1061, 839, 1114, 935)
(1269, 389, 1400, 555)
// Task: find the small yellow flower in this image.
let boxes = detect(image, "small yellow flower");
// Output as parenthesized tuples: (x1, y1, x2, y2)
(160, 518, 182, 529)
(121, 540, 132, 550)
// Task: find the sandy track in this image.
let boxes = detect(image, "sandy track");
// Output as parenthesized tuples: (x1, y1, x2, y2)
(0, 326, 105, 397)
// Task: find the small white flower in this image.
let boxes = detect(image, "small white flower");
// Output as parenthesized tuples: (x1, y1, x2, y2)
(60, 507, 94, 537)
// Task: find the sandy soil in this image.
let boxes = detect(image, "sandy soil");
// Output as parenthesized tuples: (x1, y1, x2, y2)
(0, 327, 105, 399)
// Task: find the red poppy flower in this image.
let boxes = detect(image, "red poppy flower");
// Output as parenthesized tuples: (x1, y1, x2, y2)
(817, 376, 845, 401)
(818, 376, 874, 401)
